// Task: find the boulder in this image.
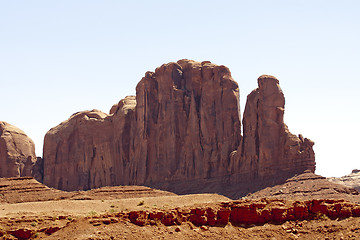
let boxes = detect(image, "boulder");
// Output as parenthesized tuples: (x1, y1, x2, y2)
(0, 122, 36, 177)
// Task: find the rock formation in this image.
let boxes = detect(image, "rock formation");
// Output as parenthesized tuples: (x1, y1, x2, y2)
(41, 60, 315, 197)
(0, 122, 36, 177)
(328, 170, 360, 192)
(228, 75, 316, 195)
(127, 199, 360, 227)
(244, 171, 360, 203)
(0, 176, 174, 204)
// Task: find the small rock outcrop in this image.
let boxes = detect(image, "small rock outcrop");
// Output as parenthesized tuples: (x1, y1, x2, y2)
(41, 60, 315, 197)
(0, 122, 36, 177)
(328, 170, 360, 192)
(126, 199, 360, 227)
(0, 177, 175, 204)
(244, 171, 360, 203)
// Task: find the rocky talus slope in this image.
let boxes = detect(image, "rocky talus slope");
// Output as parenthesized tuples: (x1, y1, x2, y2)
(244, 171, 360, 203)
(39, 60, 315, 197)
(0, 122, 36, 177)
(0, 177, 174, 204)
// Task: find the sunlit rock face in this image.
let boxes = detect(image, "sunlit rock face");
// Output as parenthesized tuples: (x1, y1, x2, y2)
(0, 121, 36, 177)
(328, 170, 360, 192)
(42, 60, 315, 198)
(230, 75, 315, 189)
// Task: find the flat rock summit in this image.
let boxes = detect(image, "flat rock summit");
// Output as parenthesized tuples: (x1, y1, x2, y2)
(24, 59, 314, 198)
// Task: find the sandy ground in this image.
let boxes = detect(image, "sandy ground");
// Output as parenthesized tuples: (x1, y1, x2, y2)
(0, 194, 230, 218)
(0, 175, 360, 239)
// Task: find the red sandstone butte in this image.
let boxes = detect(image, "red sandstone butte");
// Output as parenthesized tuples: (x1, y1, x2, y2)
(41, 60, 315, 198)
(0, 121, 36, 177)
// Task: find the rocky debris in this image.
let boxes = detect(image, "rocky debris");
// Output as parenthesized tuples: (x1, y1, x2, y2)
(0, 122, 37, 178)
(111, 199, 360, 227)
(0, 177, 68, 204)
(244, 171, 360, 203)
(8, 228, 34, 239)
(40, 226, 62, 235)
(83, 185, 176, 200)
(41, 60, 315, 197)
(327, 169, 360, 192)
(1, 208, 360, 239)
(0, 177, 175, 204)
(0, 215, 75, 239)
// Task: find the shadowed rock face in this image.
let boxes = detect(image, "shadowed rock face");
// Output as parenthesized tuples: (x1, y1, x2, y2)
(0, 122, 36, 177)
(41, 60, 315, 197)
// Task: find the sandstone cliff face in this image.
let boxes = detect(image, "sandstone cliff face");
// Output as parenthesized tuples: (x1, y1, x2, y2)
(43, 60, 241, 191)
(0, 122, 36, 177)
(230, 75, 315, 186)
(131, 60, 241, 185)
(42, 60, 315, 197)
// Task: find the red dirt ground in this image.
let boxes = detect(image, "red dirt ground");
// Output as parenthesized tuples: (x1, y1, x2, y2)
(0, 173, 359, 239)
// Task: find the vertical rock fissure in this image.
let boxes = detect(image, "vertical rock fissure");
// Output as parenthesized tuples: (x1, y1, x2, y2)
(255, 99, 260, 159)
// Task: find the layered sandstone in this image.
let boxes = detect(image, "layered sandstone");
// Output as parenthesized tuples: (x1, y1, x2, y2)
(42, 60, 315, 197)
(127, 199, 360, 227)
(244, 171, 360, 203)
(43, 60, 241, 192)
(229, 75, 315, 193)
(0, 122, 36, 177)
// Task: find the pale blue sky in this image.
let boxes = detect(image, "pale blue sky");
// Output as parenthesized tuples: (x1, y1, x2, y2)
(1, 1, 359, 177)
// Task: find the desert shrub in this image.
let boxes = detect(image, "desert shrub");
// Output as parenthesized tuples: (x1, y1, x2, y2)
(88, 211, 97, 216)
(315, 212, 330, 220)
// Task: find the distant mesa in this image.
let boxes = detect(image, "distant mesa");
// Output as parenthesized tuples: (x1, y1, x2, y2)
(0, 121, 36, 178)
(328, 170, 360, 192)
(33, 59, 316, 198)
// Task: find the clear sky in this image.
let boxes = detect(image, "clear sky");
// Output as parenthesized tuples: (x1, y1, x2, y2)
(1, 0, 359, 177)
